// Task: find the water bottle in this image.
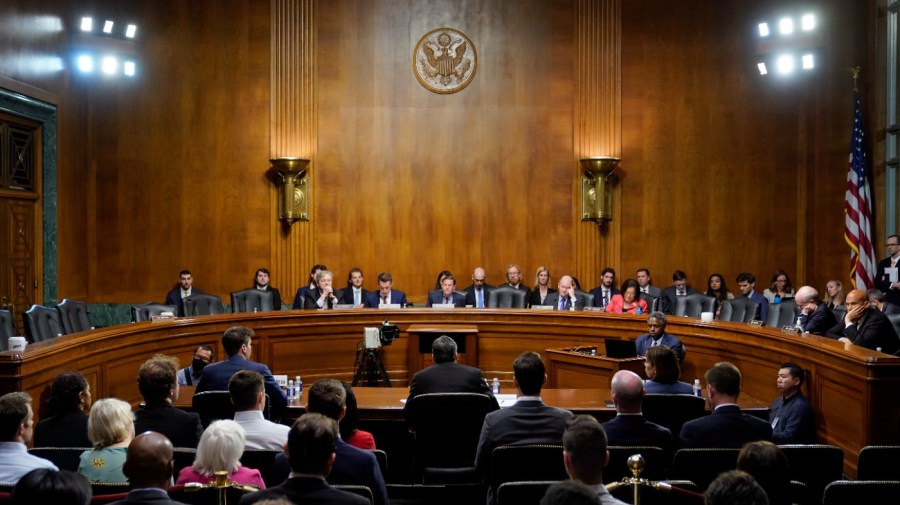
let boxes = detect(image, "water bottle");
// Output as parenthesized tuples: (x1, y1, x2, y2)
(693, 379, 702, 397)
(287, 380, 295, 401)
(296, 375, 303, 400)
(491, 378, 500, 395)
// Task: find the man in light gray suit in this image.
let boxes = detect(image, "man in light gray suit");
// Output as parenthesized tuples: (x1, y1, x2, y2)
(637, 268, 661, 297)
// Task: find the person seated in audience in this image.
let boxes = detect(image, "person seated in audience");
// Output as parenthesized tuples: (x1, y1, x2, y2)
(464, 267, 494, 308)
(540, 480, 603, 505)
(134, 354, 203, 448)
(794, 286, 837, 335)
(660, 270, 698, 314)
(763, 270, 794, 304)
(229, 370, 289, 450)
(823, 279, 845, 311)
(546, 275, 587, 311)
(737, 441, 791, 505)
(642, 346, 693, 395)
(527, 266, 556, 307)
(0, 392, 58, 483)
(705, 273, 734, 319)
(474, 351, 573, 475)
(240, 414, 369, 505)
(868, 288, 900, 314)
(826, 288, 900, 354)
(679, 362, 772, 448)
(605, 279, 648, 314)
(164, 270, 205, 317)
(79, 398, 134, 483)
(562, 415, 627, 504)
(601, 371, 673, 455)
(177, 345, 214, 386)
(426, 274, 466, 307)
(302, 269, 343, 310)
(11, 469, 91, 505)
(737, 272, 769, 323)
(292, 263, 327, 309)
(363, 272, 408, 307)
(340, 268, 368, 307)
(704, 470, 770, 505)
(253, 268, 282, 310)
(768, 362, 815, 444)
(176, 420, 265, 488)
(33, 371, 91, 448)
(634, 312, 685, 362)
(116, 431, 185, 505)
(500, 264, 530, 296)
(339, 382, 376, 450)
(590, 267, 619, 309)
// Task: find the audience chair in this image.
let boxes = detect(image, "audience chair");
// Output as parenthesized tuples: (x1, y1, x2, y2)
(90, 490, 130, 504)
(576, 289, 595, 308)
(56, 298, 93, 334)
(765, 298, 799, 328)
(487, 286, 527, 309)
(239, 449, 281, 487)
(131, 302, 177, 322)
(779, 444, 844, 503)
(857, 445, 900, 480)
(373, 449, 388, 480)
(668, 448, 740, 491)
(831, 306, 847, 324)
(790, 479, 811, 505)
(183, 294, 224, 316)
(22, 304, 65, 343)
(489, 445, 567, 492)
(230, 289, 275, 313)
(28, 447, 90, 472)
(0, 309, 15, 349)
(608, 480, 704, 505)
(332, 484, 375, 505)
(719, 298, 761, 323)
(822, 480, 900, 505)
(673, 294, 715, 318)
(888, 315, 900, 344)
(495, 480, 560, 505)
(640, 293, 660, 312)
(606, 446, 667, 482)
(405, 392, 494, 484)
(192, 391, 270, 428)
(167, 484, 256, 505)
(640, 394, 705, 438)
(90, 483, 131, 496)
(172, 447, 198, 476)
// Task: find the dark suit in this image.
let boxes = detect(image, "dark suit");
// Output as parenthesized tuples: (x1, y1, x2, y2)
(679, 404, 773, 448)
(526, 288, 557, 307)
(239, 476, 370, 505)
(474, 399, 573, 474)
(195, 354, 288, 410)
(747, 291, 769, 323)
(543, 292, 586, 311)
(660, 286, 698, 315)
(363, 290, 408, 308)
(134, 401, 203, 448)
(499, 282, 531, 300)
(826, 307, 900, 354)
(875, 255, 900, 306)
(589, 286, 620, 308)
(404, 361, 499, 425)
(799, 302, 837, 335)
(425, 291, 466, 307)
(635, 333, 685, 362)
(464, 284, 495, 308)
(33, 410, 90, 447)
(641, 285, 662, 297)
(109, 488, 188, 505)
(165, 288, 206, 317)
(302, 287, 343, 310)
(291, 285, 313, 309)
(601, 414, 673, 456)
(340, 287, 369, 306)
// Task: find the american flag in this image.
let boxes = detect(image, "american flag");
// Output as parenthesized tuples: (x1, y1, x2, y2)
(844, 90, 876, 289)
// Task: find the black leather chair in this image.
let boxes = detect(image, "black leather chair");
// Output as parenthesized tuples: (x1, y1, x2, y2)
(668, 448, 740, 490)
(183, 294, 225, 316)
(373, 449, 388, 479)
(719, 297, 761, 323)
(487, 286, 527, 309)
(673, 294, 715, 318)
(857, 445, 900, 480)
(766, 298, 800, 328)
(779, 444, 844, 503)
(28, 447, 90, 471)
(172, 447, 197, 475)
(640, 394, 705, 438)
(332, 484, 375, 505)
(56, 298, 93, 334)
(489, 445, 567, 492)
(576, 289, 595, 308)
(495, 480, 560, 505)
(230, 289, 275, 313)
(640, 293, 660, 312)
(192, 391, 271, 428)
(831, 306, 847, 323)
(606, 446, 667, 482)
(22, 304, 65, 343)
(887, 315, 900, 343)
(822, 480, 900, 505)
(131, 302, 177, 322)
(0, 309, 15, 348)
(239, 449, 282, 486)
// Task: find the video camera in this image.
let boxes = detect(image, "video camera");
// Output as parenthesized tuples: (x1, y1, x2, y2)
(363, 320, 400, 349)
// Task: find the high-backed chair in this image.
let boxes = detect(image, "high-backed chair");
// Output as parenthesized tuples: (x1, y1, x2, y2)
(719, 297, 761, 323)
(230, 289, 275, 313)
(668, 448, 740, 490)
(487, 286, 526, 309)
(888, 315, 900, 343)
(831, 306, 847, 324)
(172, 447, 197, 475)
(192, 391, 270, 428)
(239, 449, 282, 486)
(331, 484, 375, 505)
(766, 298, 800, 328)
(131, 302, 177, 322)
(641, 394, 705, 438)
(857, 445, 900, 480)
(779, 444, 844, 503)
(822, 480, 900, 505)
(673, 294, 715, 318)
(496, 481, 560, 505)
(640, 293, 660, 312)
(490, 445, 567, 493)
(56, 299, 93, 334)
(183, 294, 224, 317)
(22, 304, 65, 343)
(0, 309, 15, 347)
(606, 446, 667, 482)
(575, 289, 595, 308)
(28, 447, 90, 472)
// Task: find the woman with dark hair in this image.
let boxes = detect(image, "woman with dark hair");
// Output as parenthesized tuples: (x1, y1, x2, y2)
(737, 441, 791, 505)
(433, 270, 454, 291)
(253, 268, 282, 310)
(705, 273, 734, 319)
(527, 266, 556, 307)
(340, 382, 376, 450)
(33, 371, 91, 447)
(11, 469, 91, 505)
(643, 346, 693, 394)
(605, 279, 648, 314)
(764, 270, 795, 304)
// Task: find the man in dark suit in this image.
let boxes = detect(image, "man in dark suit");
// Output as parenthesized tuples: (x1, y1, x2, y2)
(826, 288, 900, 354)
(301, 269, 343, 310)
(195, 326, 287, 410)
(363, 272, 408, 307)
(679, 362, 773, 448)
(636, 268, 661, 297)
(339, 267, 368, 307)
(240, 413, 369, 505)
(545, 275, 587, 311)
(737, 272, 769, 323)
(405, 335, 499, 428)
(463, 267, 494, 308)
(794, 286, 837, 335)
(426, 274, 466, 307)
(590, 267, 620, 309)
(875, 234, 900, 306)
(563, 415, 630, 505)
(474, 351, 573, 474)
(112, 432, 187, 505)
(659, 270, 698, 315)
(134, 355, 202, 448)
(634, 311, 686, 362)
(601, 370, 672, 455)
(868, 288, 900, 315)
(253, 267, 282, 310)
(164, 270, 205, 317)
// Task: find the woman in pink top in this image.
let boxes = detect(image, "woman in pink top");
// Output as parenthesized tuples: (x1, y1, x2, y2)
(341, 382, 377, 450)
(605, 279, 648, 315)
(177, 420, 266, 489)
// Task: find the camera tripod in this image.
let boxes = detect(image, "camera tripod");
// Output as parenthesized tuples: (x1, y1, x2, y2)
(352, 345, 392, 387)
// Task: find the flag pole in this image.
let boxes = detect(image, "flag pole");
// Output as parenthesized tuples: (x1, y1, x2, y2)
(851, 66, 860, 91)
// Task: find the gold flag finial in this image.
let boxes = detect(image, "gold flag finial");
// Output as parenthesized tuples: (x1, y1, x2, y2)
(851, 66, 860, 91)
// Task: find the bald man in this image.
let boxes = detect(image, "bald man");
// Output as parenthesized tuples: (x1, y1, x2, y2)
(794, 286, 836, 335)
(112, 432, 186, 505)
(600, 371, 672, 455)
(545, 276, 587, 311)
(826, 289, 900, 354)
(464, 267, 495, 308)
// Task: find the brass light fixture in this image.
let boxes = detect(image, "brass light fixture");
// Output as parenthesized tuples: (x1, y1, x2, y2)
(580, 157, 619, 224)
(268, 157, 310, 224)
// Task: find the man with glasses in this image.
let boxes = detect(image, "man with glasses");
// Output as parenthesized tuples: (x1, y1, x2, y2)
(634, 311, 685, 362)
(793, 286, 836, 335)
(826, 289, 900, 354)
(464, 267, 494, 308)
(876, 234, 900, 307)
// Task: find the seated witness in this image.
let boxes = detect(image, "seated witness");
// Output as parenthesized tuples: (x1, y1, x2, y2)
(737, 441, 791, 505)
(177, 345, 214, 386)
(79, 398, 134, 483)
(605, 279, 648, 314)
(340, 383, 376, 450)
(0, 392, 58, 483)
(10, 468, 91, 505)
(642, 346, 693, 395)
(134, 354, 203, 448)
(176, 420, 265, 489)
(33, 371, 91, 448)
(634, 312, 685, 362)
(527, 266, 556, 307)
(253, 268, 282, 310)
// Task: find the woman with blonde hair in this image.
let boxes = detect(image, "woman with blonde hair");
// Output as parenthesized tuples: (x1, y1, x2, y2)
(176, 420, 265, 488)
(78, 398, 134, 483)
(823, 280, 846, 311)
(527, 266, 556, 307)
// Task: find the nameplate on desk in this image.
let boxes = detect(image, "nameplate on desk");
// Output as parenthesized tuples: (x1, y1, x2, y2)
(531, 305, 554, 311)
(379, 303, 402, 309)
(333, 304, 357, 310)
(583, 306, 603, 312)
(273, 374, 287, 389)
(430, 304, 456, 310)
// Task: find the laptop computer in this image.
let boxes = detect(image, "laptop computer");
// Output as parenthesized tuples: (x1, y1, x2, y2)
(604, 338, 637, 358)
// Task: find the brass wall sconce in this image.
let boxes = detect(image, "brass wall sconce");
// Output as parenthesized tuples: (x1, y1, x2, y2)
(268, 157, 310, 224)
(580, 157, 619, 224)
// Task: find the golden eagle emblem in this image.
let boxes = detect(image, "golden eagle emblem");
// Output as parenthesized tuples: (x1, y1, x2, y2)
(413, 28, 477, 94)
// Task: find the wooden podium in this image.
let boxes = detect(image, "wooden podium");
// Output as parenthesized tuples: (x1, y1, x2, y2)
(545, 347, 646, 389)
(406, 324, 478, 375)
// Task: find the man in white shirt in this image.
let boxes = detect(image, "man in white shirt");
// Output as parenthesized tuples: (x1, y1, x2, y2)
(0, 392, 57, 483)
(636, 268, 661, 297)
(341, 268, 368, 307)
(164, 269, 205, 317)
(590, 268, 619, 309)
(228, 370, 289, 450)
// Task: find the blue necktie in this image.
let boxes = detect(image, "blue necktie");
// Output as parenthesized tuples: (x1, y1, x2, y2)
(476, 289, 484, 308)
(560, 297, 568, 310)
